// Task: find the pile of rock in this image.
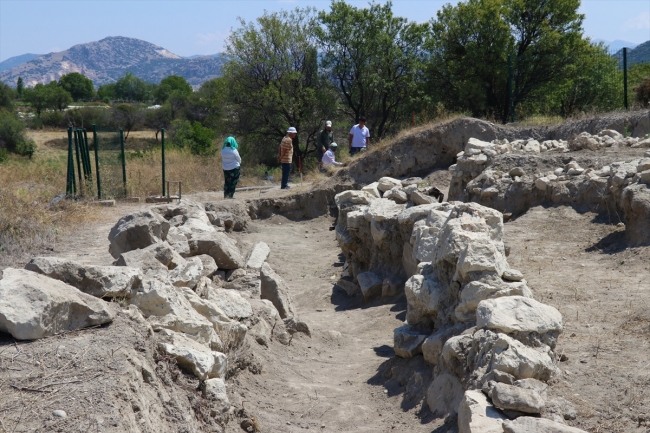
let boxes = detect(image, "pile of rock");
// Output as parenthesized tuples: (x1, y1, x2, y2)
(568, 130, 649, 151)
(0, 200, 306, 418)
(335, 187, 584, 432)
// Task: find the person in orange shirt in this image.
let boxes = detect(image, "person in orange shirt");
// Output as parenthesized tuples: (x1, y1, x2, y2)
(279, 127, 296, 189)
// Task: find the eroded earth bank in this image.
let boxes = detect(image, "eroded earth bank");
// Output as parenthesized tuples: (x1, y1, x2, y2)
(1, 111, 650, 433)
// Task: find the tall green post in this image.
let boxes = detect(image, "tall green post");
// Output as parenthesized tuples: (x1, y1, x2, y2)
(93, 125, 102, 199)
(161, 128, 166, 196)
(66, 127, 76, 196)
(623, 47, 628, 110)
(119, 129, 127, 197)
(82, 128, 91, 179)
(73, 129, 83, 191)
(508, 54, 514, 123)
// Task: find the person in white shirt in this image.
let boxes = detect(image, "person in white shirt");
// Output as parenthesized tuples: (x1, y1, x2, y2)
(348, 116, 370, 155)
(221, 136, 241, 199)
(322, 142, 343, 168)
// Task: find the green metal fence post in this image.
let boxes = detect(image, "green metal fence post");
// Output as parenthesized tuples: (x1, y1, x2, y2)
(508, 54, 514, 123)
(77, 129, 88, 180)
(82, 128, 91, 179)
(66, 127, 74, 196)
(93, 125, 102, 199)
(120, 129, 127, 197)
(161, 128, 166, 196)
(623, 47, 628, 110)
(73, 129, 83, 193)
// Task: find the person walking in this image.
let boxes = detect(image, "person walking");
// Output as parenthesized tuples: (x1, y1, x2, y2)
(348, 116, 370, 156)
(322, 142, 343, 168)
(221, 136, 241, 199)
(279, 127, 296, 189)
(317, 120, 334, 171)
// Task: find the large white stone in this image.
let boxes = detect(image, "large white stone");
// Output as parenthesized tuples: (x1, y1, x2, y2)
(377, 177, 402, 192)
(465, 137, 494, 153)
(393, 324, 427, 358)
(186, 231, 245, 270)
(169, 256, 203, 289)
(203, 378, 230, 409)
(157, 330, 227, 380)
(458, 390, 506, 433)
(0, 268, 115, 340)
(490, 333, 558, 381)
(108, 210, 170, 258)
(502, 417, 587, 433)
(357, 271, 383, 301)
(404, 274, 447, 327)
(426, 373, 464, 417)
(25, 257, 142, 298)
(383, 187, 408, 204)
(245, 242, 270, 269)
(456, 235, 508, 277)
(209, 288, 253, 320)
(490, 382, 545, 414)
(364, 198, 406, 222)
(260, 263, 295, 319)
(476, 296, 562, 337)
(455, 280, 532, 322)
(334, 190, 376, 207)
(361, 182, 381, 198)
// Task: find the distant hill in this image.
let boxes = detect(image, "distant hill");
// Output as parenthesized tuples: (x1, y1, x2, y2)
(184, 54, 221, 60)
(614, 40, 650, 66)
(594, 39, 638, 52)
(0, 36, 224, 87)
(0, 53, 42, 73)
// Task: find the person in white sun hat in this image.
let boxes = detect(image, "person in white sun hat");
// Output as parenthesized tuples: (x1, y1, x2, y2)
(317, 120, 334, 171)
(322, 142, 343, 168)
(278, 127, 297, 189)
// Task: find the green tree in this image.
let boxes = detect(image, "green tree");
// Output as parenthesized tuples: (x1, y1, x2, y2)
(224, 7, 337, 164)
(16, 77, 24, 99)
(46, 81, 73, 111)
(187, 77, 229, 129)
(112, 104, 143, 141)
(114, 72, 152, 102)
(97, 83, 116, 102)
(144, 104, 173, 141)
(59, 72, 94, 101)
(317, 1, 429, 138)
(170, 119, 216, 155)
(154, 75, 192, 104)
(0, 83, 15, 109)
(22, 83, 71, 116)
(425, 0, 585, 122)
(0, 110, 35, 157)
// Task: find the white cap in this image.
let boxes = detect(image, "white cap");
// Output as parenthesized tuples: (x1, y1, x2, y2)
(330, 142, 337, 147)
(326, 120, 332, 127)
(287, 127, 297, 133)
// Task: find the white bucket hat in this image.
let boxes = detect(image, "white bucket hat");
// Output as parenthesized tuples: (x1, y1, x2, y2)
(287, 127, 297, 133)
(326, 120, 332, 127)
(330, 142, 338, 147)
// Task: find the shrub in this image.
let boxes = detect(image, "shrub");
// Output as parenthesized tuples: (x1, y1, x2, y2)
(15, 139, 36, 158)
(634, 77, 650, 108)
(0, 148, 8, 163)
(40, 110, 66, 128)
(0, 109, 29, 153)
(170, 119, 216, 155)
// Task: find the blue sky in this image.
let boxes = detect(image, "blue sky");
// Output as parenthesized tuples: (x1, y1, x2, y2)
(1, 0, 649, 62)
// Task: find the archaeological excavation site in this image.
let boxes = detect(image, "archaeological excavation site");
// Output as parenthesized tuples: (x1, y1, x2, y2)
(2, 111, 650, 433)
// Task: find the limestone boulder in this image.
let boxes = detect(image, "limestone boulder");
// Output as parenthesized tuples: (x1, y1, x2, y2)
(114, 241, 185, 277)
(157, 330, 227, 380)
(208, 288, 253, 320)
(476, 296, 562, 348)
(361, 182, 381, 198)
(383, 187, 408, 204)
(456, 234, 508, 278)
(458, 390, 506, 433)
(203, 378, 230, 410)
(426, 373, 464, 417)
(336, 277, 360, 296)
(422, 325, 466, 366)
(245, 242, 270, 269)
(621, 183, 650, 247)
(377, 177, 402, 192)
(195, 254, 218, 279)
(490, 382, 545, 414)
(165, 226, 191, 256)
(455, 280, 532, 322)
(410, 190, 438, 205)
(404, 273, 449, 329)
(489, 333, 558, 381)
(25, 257, 142, 298)
(186, 231, 245, 270)
(169, 257, 203, 289)
(502, 417, 587, 433)
(393, 324, 427, 358)
(357, 271, 383, 301)
(334, 190, 376, 207)
(108, 210, 170, 258)
(0, 268, 115, 340)
(260, 263, 296, 319)
(364, 198, 406, 223)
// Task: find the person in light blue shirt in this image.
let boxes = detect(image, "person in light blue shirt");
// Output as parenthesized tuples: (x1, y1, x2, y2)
(221, 136, 241, 199)
(348, 116, 370, 156)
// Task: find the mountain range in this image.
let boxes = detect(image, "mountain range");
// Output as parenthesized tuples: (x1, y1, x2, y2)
(0, 36, 225, 88)
(614, 40, 650, 66)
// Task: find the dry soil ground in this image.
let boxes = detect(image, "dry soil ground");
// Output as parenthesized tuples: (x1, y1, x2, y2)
(1, 173, 649, 433)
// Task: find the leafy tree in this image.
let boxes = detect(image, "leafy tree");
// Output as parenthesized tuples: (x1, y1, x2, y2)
(155, 75, 192, 104)
(0, 83, 15, 109)
(97, 83, 116, 101)
(224, 7, 337, 164)
(169, 119, 216, 155)
(635, 76, 650, 108)
(425, 0, 585, 122)
(114, 72, 152, 102)
(186, 77, 229, 129)
(144, 104, 173, 141)
(0, 110, 36, 157)
(112, 104, 143, 141)
(59, 72, 94, 101)
(46, 81, 73, 111)
(317, 1, 429, 138)
(16, 77, 24, 99)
